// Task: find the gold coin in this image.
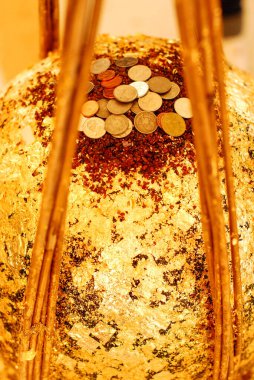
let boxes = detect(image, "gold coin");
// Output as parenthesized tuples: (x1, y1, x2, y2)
(138, 91, 162, 112)
(130, 81, 149, 97)
(174, 97, 193, 118)
(147, 76, 172, 94)
(161, 82, 180, 99)
(160, 112, 186, 137)
(87, 81, 94, 94)
(105, 114, 129, 135)
(83, 117, 106, 139)
(128, 65, 152, 81)
(134, 111, 158, 134)
(113, 85, 138, 103)
(112, 118, 133, 138)
(81, 100, 99, 117)
(115, 56, 138, 67)
(96, 99, 111, 119)
(90, 58, 111, 74)
(131, 101, 143, 114)
(107, 99, 133, 115)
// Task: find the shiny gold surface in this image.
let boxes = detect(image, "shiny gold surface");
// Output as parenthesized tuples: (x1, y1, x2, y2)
(0, 35, 254, 379)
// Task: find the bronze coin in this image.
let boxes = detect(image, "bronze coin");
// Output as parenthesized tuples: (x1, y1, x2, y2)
(131, 101, 143, 115)
(157, 112, 168, 128)
(101, 75, 123, 88)
(107, 99, 133, 115)
(91, 58, 111, 74)
(161, 82, 180, 100)
(97, 70, 115, 81)
(113, 85, 138, 103)
(115, 56, 138, 67)
(96, 99, 111, 119)
(128, 65, 152, 81)
(134, 111, 158, 134)
(81, 100, 99, 118)
(160, 112, 186, 137)
(103, 88, 115, 99)
(138, 91, 162, 112)
(105, 114, 129, 135)
(147, 76, 172, 94)
(87, 81, 94, 94)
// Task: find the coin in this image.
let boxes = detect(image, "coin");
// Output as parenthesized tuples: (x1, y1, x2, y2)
(113, 85, 138, 103)
(128, 65, 152, 81)
(147, 76, 172, 94)
(134, 111, 158, 134)
(112, 118, 133, 138)
(130, 81, 149, 98)
(81, 100, 99, 117)
(157, 112, 168, 128)
(115, 56, 138, 67)
(107, 99, 133, 115)
(138, 91, 162, 112)
(97, 69, 115, 81)
(105, 114, 129, 135)
(96, 99, 111, 119)
(78, 115, 88, 131)
(103, 88, 115, 99)
(174, 97, 193, 118)
(101, 75, 123, 88)
(131, 101, 143, 114)
(91, 58, 111, 74)
(161, 82, 180, 99)
(160, 112, 186, 137)
(83, 117, 106, 139)
(87, 81, 94, 94)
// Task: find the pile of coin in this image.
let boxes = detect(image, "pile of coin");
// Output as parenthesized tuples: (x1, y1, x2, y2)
(79, 56, 192, 139)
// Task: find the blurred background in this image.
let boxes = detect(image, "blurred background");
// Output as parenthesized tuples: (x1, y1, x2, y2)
(0, 0, 253, 86)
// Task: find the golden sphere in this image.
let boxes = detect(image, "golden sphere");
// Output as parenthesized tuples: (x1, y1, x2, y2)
(0, 36, 254, 379)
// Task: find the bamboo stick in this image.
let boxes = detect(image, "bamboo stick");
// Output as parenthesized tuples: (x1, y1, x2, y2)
(39, 0, 59, 58)
(174, 4, 223, 376)
(194, 3, 234, 377)
(19, 1, 103, 379)
(207, 0, 243, 362)
(175, 1, 240, 378)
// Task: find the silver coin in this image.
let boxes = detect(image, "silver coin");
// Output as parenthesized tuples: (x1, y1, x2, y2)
(112, 118, 133, 138)
(130, 81, 149, 98)
(147, 76, 172, 94)
(113, 85, 138, 103)
(161, 82, 180, 100)
(105, 114, 129, 135)
(78, 115, 88, 131)
(134, 111, 158, 134)
(138, 91, 162, 112)
(174, 97, 193, 118)
(128, 65, 152, 82)
(83, 117, 106, 138)
(90, 58, 111, 74)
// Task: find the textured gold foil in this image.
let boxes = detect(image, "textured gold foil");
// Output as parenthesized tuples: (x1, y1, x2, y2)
(0, 35, 254, 379)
